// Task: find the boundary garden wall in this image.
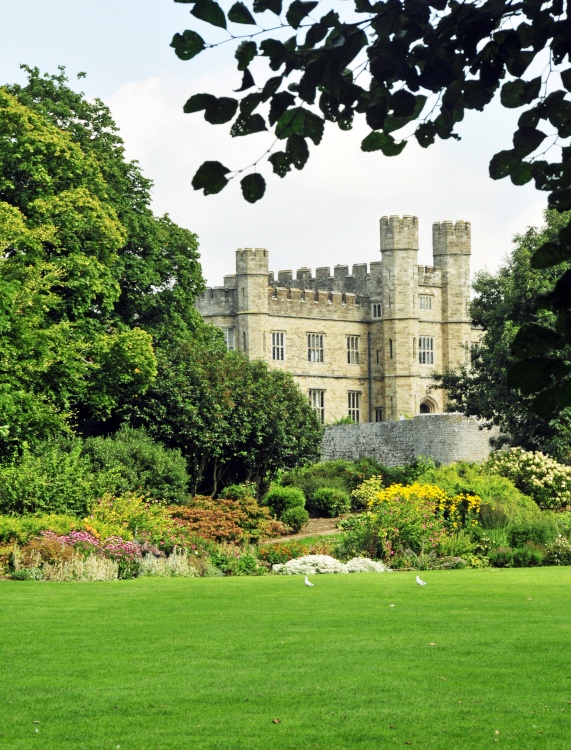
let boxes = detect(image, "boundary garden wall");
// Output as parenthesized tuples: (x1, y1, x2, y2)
(321, 413, 500, 466)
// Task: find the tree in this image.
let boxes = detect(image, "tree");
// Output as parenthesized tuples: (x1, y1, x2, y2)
(0, 89, 157, 454)
(434, 209, 571, 460)
(170, 0, 571, 410)
(124, 336, 323, 496)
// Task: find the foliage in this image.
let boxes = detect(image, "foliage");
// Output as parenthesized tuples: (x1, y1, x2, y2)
(264, 485, 306, 517)
(88, 493, 174, 544)
(256, 537, 335, 565)
(434, 211, 571, 459)
(82, 426, 191, 504)
(0, 513, 78, 544)
(0, 441, 116, 516)
(272, 554, 390, 574)
(310, 487, 351, 517)
(507, 517, 560, 547)
(544, 534, 571, 565)
(281, 505, 309, 533)
(487, 447, 571, 510)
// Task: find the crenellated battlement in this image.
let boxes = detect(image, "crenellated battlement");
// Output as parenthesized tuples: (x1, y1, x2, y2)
(196, 286, 237, 314)
(380, 215, 419, 251)
(432, 220, 471, 256)
(267, 262, 381, 295)
(418, 265, 442, 286)
(268, 285, 362, 318)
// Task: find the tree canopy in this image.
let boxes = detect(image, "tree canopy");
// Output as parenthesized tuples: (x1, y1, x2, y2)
(171, 0, 571, 411)
(434, 210, 571, 461)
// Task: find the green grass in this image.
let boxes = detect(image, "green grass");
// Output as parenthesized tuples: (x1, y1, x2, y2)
(1, 568, 570, 749)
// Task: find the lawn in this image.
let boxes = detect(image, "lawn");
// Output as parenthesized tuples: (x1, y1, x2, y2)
(1, 568, 569, 750)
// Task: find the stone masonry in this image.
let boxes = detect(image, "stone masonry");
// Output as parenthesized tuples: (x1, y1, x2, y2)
(196, 215, 479, 424)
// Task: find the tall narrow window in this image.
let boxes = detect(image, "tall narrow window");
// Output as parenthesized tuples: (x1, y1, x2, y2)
(272, 331, 285, 360)
(348, 391, 360, 422)
(347, 336, 359, 364)
(222, 327, 235, 351)
(389, 338, 393, 359)
(419, 336, 434, 365)
(307, 334, 324, 362)
(419, 295, 432, 310)
(372, 303, 382, 319)
(308, 389, 325, 424)
(242, 331, 247, 350)
(374, 407, 384, 422)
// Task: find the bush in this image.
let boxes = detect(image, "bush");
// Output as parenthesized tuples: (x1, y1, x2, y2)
(311, 487, 351, 517)
(82, 426, 191, 505)
(264, 486, 306, 517)
(511, 545, 544, 567)
(487, 448, 571, 510)
(544, 535, 571, 565)
(0, 441, 113, 516)
(218, 483, 257, 501)
(488, 548, 514, 567)
(0, 514, 78, 544)
(507, 518, 559, 548)
(88, 493, 174, 546)
(281, 506, 309, 533)
(436, 530, 476, 557)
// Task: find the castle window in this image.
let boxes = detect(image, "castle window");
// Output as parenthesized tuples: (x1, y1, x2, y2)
(389, 338, 393, 359)
(272, 331, 285, 360)
(419, 295, 432, 310)
(347, 336, 359, 364)
(372, 303, 382, 319)
(222, 327, 235, 351)
(419, 336, 434, 365)
(348, 391, 360, 423)
(308, 389, 325, 424)
(307, 334, 324, 362)
(374, 407, 384, 422)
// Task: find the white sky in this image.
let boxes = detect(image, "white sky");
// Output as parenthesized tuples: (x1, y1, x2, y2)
(1, 0, 548, 287)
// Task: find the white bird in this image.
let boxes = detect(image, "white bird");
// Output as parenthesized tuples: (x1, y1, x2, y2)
(304, 576, 314, 587)
(416, 575, 427, 586)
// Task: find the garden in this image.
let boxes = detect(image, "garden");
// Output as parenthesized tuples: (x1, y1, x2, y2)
(2, 438, 571, 581)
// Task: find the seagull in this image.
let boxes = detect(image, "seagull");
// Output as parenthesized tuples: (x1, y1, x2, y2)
(304, 576, 314, 587)
(416, 575, 427, 586)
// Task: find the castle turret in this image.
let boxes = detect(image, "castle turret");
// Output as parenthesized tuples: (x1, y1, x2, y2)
(432, 221, 472, 373)
(379, 215, 421, 419)
(235, 247, 269, 358)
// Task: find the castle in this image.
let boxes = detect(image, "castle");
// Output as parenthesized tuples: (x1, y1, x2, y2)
(197, 215, 478, 424)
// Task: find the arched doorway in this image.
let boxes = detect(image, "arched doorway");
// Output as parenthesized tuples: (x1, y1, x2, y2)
(419, 397, 438, 414)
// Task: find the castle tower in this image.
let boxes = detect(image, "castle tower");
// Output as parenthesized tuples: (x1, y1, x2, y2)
(432, 221, 472, 373)
(379, 215, 420, 418)
(235, 247, 269, 358)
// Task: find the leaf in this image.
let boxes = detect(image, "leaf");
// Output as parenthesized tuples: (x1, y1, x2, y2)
(235, 69, 256, 92)
(275, 107, 324, 144)
(183, 94, 238, 124)
(241, 173, 266, 202)
(512, 127, 546, 155)
(230, 114, 267, 136)
(286, 134, 309, 169)
(501, 78, 542, 108)
(286, 1, 319, 29)
(510, 323, 563, 357)
(562, 68, 571, 92)
(531, 240, 570, 269)
(415, 122, 436, 148)
(253, 0, 282, 14)
(361, 131, 406, 156)
(228, 1, 256, 24)
(191, 161, 230, 195)
(268, 151, 292, 177)
(170, 30, 206, 61)
(390, 90, 417, 118)
(269, 91, 296, 125)
(489, 149, 518, 180)
(510, 160, 532, 186)
(191, 0, 227, 29)
(507, 357, 560, 394)
(235, 41, 257, 71)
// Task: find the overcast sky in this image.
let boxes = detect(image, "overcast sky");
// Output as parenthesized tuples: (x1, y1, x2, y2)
(2, 0, 548, 287)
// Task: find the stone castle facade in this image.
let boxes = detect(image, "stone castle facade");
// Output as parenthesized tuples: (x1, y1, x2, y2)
(197, 215, 478, 424)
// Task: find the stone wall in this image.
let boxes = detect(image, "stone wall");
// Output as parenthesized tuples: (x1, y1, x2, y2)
(321, 413, 499, 466)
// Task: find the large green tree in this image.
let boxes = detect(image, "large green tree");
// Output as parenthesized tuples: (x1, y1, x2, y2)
(170, 0, 571, 411)
(434, 210, 571, 460)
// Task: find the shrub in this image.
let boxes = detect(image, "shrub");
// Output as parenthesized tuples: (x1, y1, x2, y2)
(488, 547, 514, 567)
(82, 426, 191, 504)
(511, 545, 544, 567)
(281, 506, 309, 533)
(311, 487, 351, 517)
(0, 441, 113, 516)
(436, 530, 476, 557)
(418, 461, 541, 527)
(334, 514, 385, 561)
(487, 448, 571, 510)
(264, 486, 306, 517)
(0, 514, 78, 544)
(138, 550, 200, 578)
(272, 554, 390, 574)
(88, 493, 173, 544)
(257, 540, 310, 565)
(218, 483, 257, 501)
(544, 535, 571, 565)
(507, 518, 559, 548)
